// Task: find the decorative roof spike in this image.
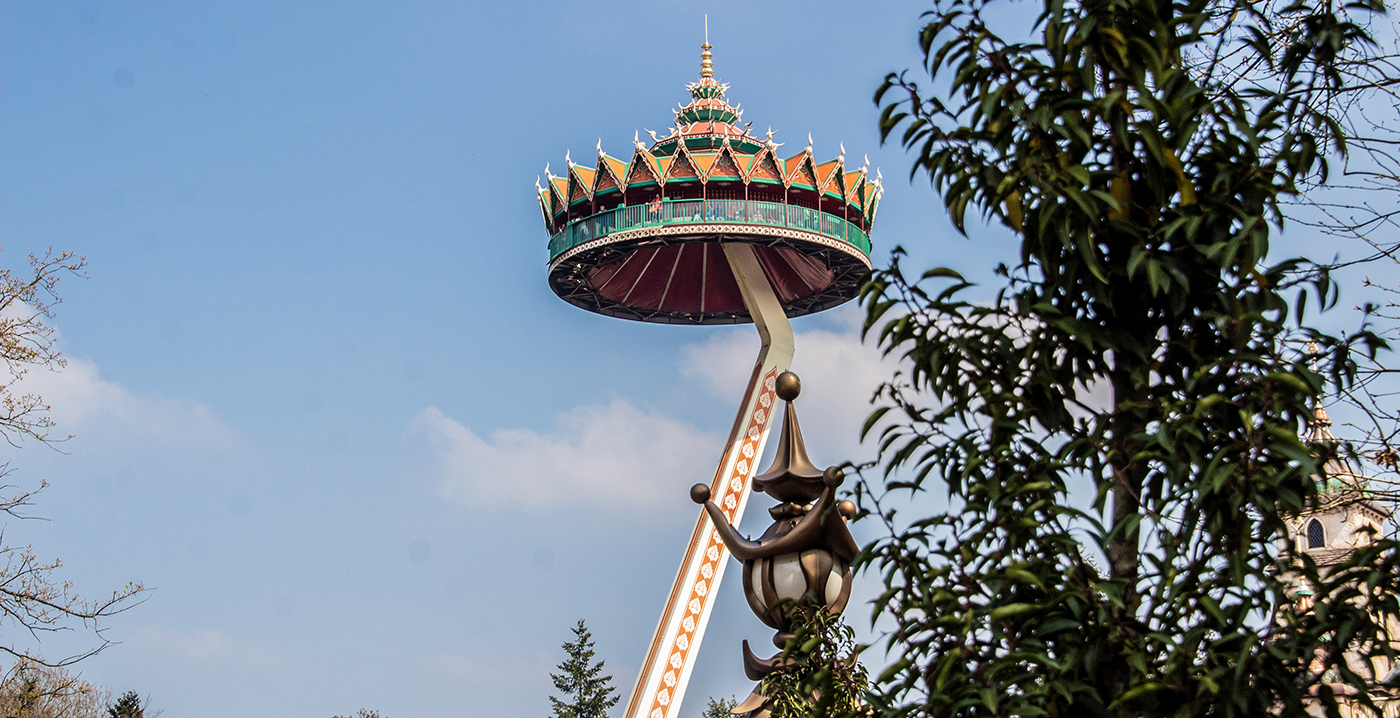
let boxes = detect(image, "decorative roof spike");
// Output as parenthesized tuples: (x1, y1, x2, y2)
(564, 149, 572, 165)
(544, 162, 552, 178)
(1301, 342, 1340, 444)
(839, 142, 846, 160)
(646, 129, 661, 144)
(535, 176, 543, 191)
(597, 138, 603, 153)
(806, 133, 813, 151)
(863, 154, 870, 171)
(700, 15, 714, 79)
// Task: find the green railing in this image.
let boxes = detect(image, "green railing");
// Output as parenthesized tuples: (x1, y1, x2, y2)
(548, 199, 872, 261)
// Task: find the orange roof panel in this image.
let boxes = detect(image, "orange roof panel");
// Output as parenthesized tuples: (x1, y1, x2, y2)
(570, 164, 596, 191)
(602, 154, 630, 185)
(549, 176, 570, 210)
(814, 159, 841, 191)
(690, 150, 719, 177)
(843, 171, 865, 197)
(733, 152, 756, 177)
(785, 154, 817, 189)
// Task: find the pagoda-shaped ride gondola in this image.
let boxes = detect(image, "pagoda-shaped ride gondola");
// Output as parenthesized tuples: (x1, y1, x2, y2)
(538, 40, 880, 325)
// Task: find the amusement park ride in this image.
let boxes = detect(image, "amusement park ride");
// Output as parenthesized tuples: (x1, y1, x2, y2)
(536, 26, 881, 718)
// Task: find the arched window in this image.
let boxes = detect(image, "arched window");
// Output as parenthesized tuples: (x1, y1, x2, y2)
(1307, 519, 1325, 549)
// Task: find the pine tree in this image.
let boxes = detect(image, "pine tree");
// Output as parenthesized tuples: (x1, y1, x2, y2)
(701, 695, 737, 718)
(549, 619, 618, 718)
(108, 691, 144, 718)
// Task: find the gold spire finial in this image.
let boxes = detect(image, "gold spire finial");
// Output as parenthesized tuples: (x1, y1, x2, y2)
(700, 15, 714, 78)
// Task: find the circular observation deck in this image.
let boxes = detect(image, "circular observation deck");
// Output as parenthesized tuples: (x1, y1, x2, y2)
(536, 41, 882, 325)
(546, 198, 872, 325)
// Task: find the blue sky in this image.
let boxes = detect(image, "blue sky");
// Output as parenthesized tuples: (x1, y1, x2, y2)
(0, 1, 1390, 716)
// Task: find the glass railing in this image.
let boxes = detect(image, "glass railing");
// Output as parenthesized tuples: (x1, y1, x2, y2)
(547, 199, 872, 260)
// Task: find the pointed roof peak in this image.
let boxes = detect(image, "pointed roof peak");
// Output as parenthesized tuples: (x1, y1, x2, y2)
(700, 15, 714, 79)
(1305, 402, 1338, 445)
(753, 372, 827, 504)
(683, 19, 730, 103)
(667, 27, 751, 150)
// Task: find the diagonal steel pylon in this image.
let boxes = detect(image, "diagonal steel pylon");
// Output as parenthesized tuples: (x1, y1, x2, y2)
(622, 242, 794, 718)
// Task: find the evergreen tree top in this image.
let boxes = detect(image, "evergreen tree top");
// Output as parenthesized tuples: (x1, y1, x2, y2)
(549, 619, 619, 718)
(108, 691, 144, 718)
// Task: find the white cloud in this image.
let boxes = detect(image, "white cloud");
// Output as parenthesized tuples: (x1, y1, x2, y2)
(417, 305, 902, 510)
(428, 315, 1102, 550)
(12, 356, 236, 452)
(0, 306, 233, 452)
(130, 625, 288, 667)
(435, 651, 554, 687)
(680, 305, 900, 464)
(415, 400, 721, 509)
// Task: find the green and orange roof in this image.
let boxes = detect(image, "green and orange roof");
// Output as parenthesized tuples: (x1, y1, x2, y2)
(536, 43, 882, 233)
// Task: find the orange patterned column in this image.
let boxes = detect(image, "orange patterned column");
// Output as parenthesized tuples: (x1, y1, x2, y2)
(622, 243, 794, 718)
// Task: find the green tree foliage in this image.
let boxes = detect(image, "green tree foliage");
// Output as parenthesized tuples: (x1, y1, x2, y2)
(106, 691, 144, 718)
(761, 604, 868, 718)
(701, 695, 737, 718)
(857, 0, 1397, 715)
(549, 619, 619, 718)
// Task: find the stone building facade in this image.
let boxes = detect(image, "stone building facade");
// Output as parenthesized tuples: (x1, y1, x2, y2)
(1291, 406, 1399, 717)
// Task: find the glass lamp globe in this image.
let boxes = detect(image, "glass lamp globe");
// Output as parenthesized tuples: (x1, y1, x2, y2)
(742, 548, 852, 630)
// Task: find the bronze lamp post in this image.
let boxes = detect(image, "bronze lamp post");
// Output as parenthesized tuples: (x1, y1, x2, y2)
(690, 370, 859, 714)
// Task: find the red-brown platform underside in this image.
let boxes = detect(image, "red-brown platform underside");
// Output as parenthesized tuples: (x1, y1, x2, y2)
(587, 243, 835, 315)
